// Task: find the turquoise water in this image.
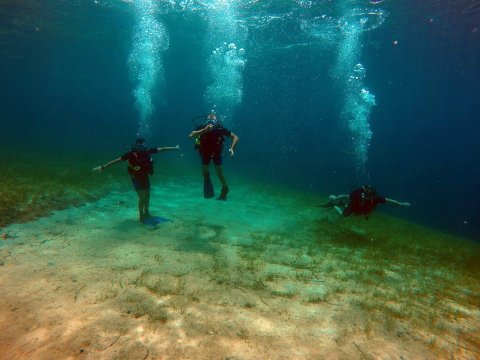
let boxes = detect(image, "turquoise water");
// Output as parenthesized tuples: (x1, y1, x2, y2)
(0, 2, 480, 357)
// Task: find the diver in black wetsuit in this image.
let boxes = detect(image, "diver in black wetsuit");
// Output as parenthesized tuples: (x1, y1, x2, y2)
(189, 111, 239, 200)
(92, 138, 180, 222)
(322, 185, 410, 219)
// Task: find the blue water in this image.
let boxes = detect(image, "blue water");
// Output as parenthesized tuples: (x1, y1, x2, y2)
(0, 0, 479, 240)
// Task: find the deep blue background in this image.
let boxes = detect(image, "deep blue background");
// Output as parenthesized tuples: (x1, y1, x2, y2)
(0, 1, 479, 240)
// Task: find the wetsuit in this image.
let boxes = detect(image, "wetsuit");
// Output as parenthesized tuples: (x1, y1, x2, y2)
(121, 148, 158, 190)
(343, 188, 386, 219)
(197, 125, 232, 165)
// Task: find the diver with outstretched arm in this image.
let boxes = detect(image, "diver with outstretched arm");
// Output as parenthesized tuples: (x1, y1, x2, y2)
(92, 145, 180, 172)
(322, 185, 410, 219)
(92, 138, 180, 222)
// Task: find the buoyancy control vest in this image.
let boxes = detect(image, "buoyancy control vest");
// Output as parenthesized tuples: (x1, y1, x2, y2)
(127, 150, 153, 176)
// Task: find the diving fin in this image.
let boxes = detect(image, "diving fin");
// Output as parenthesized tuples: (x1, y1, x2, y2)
(142, 216, 171, 226)
(204, 174, 214, 198)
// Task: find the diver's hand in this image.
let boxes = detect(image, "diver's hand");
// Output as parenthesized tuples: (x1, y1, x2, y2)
(229, 148, 235, 157)
(329, 195, 337, 201)
(402, 202, 411, 207)
(175, 145, 180, 150)
(92, 165, 104, 172)
(205, 124, 214, 131)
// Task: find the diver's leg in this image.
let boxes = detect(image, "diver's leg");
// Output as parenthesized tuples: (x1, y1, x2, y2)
(339, 205, 353, 218)
(202, 164, 210, 177)
(144, 190, 151, 217)
(144, 176, 151, 217)
(135, 175, 151, 221)
(137, 190, 146, 221)
(215, 165, 227, 188)
(132, 176, 145, 221)
(334, 205, 343, 216)
(215, 165, 229, 200)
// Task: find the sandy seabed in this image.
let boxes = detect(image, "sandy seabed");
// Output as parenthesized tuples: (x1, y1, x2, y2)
(1, 177, 479, 360)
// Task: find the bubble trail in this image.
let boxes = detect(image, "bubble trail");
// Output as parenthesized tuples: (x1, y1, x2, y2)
(333, 4, 386, 178)
(129, 0, 169, 136)
(204, 0, 247, 126)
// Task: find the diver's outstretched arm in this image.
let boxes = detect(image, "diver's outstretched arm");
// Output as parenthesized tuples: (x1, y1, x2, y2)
(92, 157, 122, 172)
(157, 145, 180, 152)
(386, 198, 411, 207)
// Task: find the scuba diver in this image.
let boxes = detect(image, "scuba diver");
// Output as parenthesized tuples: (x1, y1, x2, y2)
(189, 110, 239, 200)
(321, 185, 410, 219)
(92, 138, 180, 222)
